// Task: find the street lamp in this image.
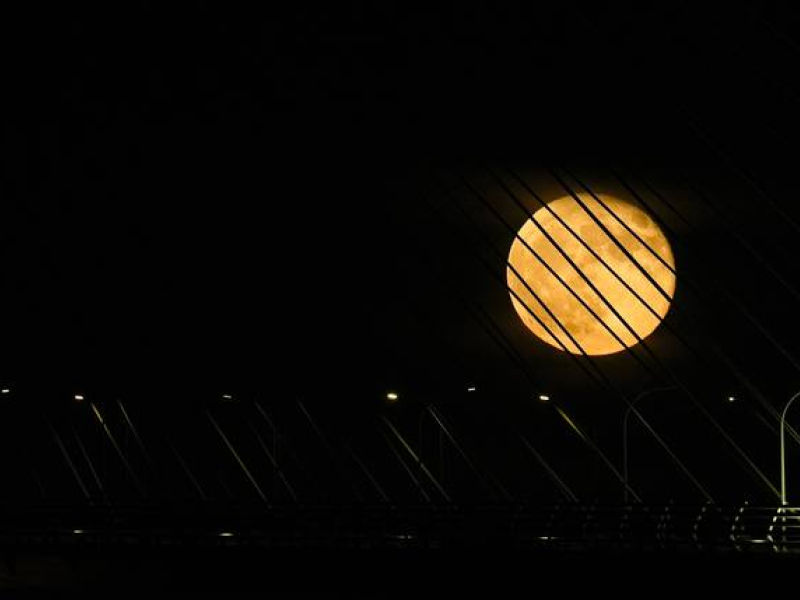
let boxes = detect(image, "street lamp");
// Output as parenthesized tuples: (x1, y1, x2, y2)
(622, 386, 677, 504)
(780, 390, 800, 506)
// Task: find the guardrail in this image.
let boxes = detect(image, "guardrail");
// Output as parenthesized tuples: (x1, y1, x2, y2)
(0, 502, 797, 552)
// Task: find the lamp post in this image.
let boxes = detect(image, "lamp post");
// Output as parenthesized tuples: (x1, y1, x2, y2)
(780, 390, 800, 506)
(622, 386, 676, 504)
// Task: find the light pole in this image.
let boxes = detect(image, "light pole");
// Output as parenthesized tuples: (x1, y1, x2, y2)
(780, 390, 800, 506)
(622, 386, 676, 504)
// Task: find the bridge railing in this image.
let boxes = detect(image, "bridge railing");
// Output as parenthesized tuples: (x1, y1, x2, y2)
(0, 502, 798, 551)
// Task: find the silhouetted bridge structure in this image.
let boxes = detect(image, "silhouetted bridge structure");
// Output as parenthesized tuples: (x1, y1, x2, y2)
(1, 389, 799, 569)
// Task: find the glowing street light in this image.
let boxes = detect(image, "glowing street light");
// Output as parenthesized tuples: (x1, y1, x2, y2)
(538, 394, 550, 402)
(74, 394, 85, 402)
(386, 392, 399, 402)
(1, 388, 10, 395)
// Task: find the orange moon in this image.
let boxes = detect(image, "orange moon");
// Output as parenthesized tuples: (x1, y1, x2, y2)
(507, 193, 676, 355)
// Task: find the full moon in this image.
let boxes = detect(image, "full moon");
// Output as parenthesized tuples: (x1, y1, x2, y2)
(507, 193, 676, 355)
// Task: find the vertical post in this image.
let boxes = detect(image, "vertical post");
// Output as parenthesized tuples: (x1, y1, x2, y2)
(780, 391, 800, 505)
(782, 421, 787, 506)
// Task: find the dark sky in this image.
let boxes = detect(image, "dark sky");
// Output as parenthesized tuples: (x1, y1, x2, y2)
(4, 4, 800, 504)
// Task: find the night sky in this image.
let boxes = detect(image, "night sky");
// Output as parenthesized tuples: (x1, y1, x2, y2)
(4, 4, 800, 507)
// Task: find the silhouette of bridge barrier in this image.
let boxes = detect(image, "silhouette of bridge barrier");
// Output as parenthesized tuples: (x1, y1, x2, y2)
(0, 502, 798, 552)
